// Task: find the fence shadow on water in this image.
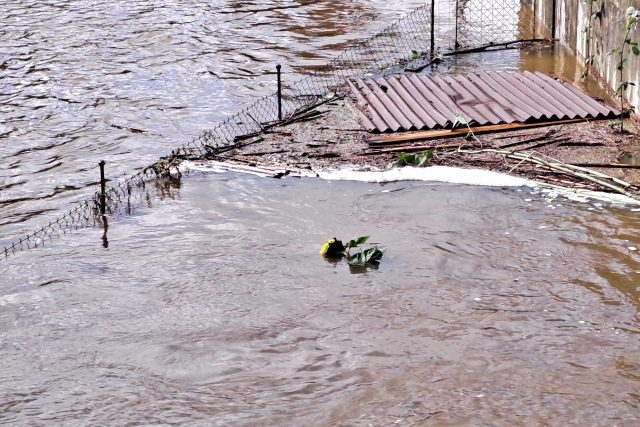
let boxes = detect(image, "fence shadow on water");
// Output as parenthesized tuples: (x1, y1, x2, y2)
(2, 1, 528, 261)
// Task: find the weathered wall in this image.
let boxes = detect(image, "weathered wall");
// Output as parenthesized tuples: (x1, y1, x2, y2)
(531, 0, 555, 37)
(531, 0, 640, 112)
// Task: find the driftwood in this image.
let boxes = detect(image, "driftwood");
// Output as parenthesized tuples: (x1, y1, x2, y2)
(442, 38, 554, 56)
(458, 148, 637, 197)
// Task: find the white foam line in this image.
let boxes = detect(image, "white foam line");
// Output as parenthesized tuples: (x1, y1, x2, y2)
(318, 166, 640, 205)
(317, 165, 533, 187)
(184, 161, 640, 206)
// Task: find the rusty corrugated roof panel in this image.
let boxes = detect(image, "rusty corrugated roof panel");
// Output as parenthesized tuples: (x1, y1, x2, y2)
(348, 71, 619, 133)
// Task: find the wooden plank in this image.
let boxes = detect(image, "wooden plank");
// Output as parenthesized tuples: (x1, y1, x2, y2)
(368, 119, 589, 146)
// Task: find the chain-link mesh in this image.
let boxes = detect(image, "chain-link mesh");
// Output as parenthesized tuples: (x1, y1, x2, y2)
(3, 0, 534, 261)
(454, 0, 522, 49)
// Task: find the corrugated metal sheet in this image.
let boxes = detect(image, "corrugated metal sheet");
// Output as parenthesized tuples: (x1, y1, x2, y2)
(348, 71, 619, 133)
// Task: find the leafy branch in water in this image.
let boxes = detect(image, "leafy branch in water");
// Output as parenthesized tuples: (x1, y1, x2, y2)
(320, 236, 385, 268)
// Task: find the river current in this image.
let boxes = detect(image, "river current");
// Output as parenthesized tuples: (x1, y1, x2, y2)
(2, 1, 640, 425)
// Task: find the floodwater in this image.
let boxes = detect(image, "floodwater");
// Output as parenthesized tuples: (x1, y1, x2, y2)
(2, 1, 640, 425)
(2, 175, 640, 425)
(0, 0, 431, 242)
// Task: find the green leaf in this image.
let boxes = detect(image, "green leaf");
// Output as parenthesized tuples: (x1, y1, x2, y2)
(345, 235, 370, 249)
(616, 81, 629, 95)
(393, 153, 416, 167)
(363, 247, 385, 263)
(348, 247, 385, 266)
(452, 115, 467, 130)
(411, 50, 419, 60)
(347, 252, 366, 267)
(414, 151, 433, 167)
(354, 235, 370, 246)
(632, 46, 640, 56)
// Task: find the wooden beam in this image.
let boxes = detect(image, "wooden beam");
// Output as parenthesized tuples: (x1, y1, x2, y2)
(368, 119, 590, 146)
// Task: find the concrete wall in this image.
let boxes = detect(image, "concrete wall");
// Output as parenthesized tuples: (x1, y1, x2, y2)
(531, 0, 640, 112)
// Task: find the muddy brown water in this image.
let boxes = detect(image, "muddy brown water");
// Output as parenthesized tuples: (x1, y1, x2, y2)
(2, 1, 640, 425)
(2, 175, 640, 425)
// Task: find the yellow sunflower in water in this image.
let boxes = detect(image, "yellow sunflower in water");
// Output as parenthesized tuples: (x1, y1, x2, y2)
(320, 238, 345, 257)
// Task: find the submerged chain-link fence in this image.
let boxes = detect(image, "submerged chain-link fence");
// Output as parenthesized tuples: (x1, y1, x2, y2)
(433, 0, 530, 50)
(454, 0, 523, 48)
(3, 0, 532, 261)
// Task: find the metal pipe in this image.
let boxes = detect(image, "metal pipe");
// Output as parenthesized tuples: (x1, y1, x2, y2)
(276, 64, 282, 121)
(99, 160, 106, 215)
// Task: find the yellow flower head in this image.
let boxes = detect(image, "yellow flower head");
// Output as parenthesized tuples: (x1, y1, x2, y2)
(320, 238, 345, 257)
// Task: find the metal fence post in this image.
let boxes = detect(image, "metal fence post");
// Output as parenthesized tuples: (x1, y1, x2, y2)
(99, 160, 106, 215)
(276, 64, 283, 121)
(430, 0, 435, 58)
(552, 0, 557, 39)
(454, 0, 460, 49)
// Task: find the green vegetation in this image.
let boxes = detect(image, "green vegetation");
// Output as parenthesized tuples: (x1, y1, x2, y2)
(581, 0, 601, 78)
(320, 236, 385, 268)
(392, 151, 434, 167)
(579, 4, 640, 132)
(608, 6, 640, 132)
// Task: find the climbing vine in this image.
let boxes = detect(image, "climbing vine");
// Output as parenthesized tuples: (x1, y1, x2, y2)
(609, 6, 640, 132)
(581, 0, 601, 78)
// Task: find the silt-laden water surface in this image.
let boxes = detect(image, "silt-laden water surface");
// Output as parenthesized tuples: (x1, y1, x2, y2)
(2, 0, 640, 425)
(2, 173, 640, 425)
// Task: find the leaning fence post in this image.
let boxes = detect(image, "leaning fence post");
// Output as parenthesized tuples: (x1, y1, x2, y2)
(99, 160, 106, 215)
(276, 64, 283, 121)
